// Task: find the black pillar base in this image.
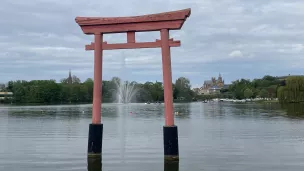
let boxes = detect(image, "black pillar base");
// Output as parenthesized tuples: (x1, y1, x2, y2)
(87, 156, 102, 171)
(163, 125, 179, 161)
(88, 123, 103, 157)
(164, 160, 179, 171)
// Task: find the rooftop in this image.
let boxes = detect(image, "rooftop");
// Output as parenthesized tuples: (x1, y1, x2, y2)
(75, 8, 191, 26)
(0, 92, 13, 95)
(75, 8, 191, 34)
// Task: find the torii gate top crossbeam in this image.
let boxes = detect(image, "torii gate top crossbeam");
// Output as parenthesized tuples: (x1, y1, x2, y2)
(75, 8, 191, 34)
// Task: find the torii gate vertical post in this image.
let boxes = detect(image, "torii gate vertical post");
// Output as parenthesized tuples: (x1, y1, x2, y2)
(75, 8, 191, 161)
(161, 29, 174, 127)
(92, 33, 103, 125)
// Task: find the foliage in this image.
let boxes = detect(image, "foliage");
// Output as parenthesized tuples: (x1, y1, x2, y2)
(243, 88, 253, 98)
(226, 75, 281, 99)
(277, 76, 304, 103)
(1, 75, 196, 104)
(258, 89, 268, 98)
(173, 77, 194, 101)
(280, 102, 304, 118)
(202, 75, 303, 102)
(1, 74, 303, 104)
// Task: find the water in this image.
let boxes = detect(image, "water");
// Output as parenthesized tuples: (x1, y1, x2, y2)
(115, 52, 139, 104)
(1, 102, 304, 171)
(114, 80, 139, 103)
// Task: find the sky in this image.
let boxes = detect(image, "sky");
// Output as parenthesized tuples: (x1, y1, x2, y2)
(0, 0, 303, 88)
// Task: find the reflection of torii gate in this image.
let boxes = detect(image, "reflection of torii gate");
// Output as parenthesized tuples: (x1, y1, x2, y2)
(75, 8, 191, 161)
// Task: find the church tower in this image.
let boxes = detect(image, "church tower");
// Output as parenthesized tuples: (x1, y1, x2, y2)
(217, 73, 224, 87)
(211, 77, 216, 84)
(68, 69, 72, 84)
(218, 73, 222, 82)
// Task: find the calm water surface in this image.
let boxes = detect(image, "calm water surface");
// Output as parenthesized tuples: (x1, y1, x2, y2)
(1, 102, 304, 171)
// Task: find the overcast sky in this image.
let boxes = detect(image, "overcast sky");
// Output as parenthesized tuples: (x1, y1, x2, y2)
(0, 0, 303, 87)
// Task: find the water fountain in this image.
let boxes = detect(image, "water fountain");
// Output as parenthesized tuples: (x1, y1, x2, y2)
(114, 80, 139, 103)
(114, 52, 139, 104)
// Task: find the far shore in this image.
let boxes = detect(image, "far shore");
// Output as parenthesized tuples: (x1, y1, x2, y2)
(2, 98, 304, 107)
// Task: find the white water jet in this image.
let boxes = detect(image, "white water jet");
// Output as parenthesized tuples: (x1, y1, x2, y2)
(114, 80, 139, 103)
(114, 52, 139, 104)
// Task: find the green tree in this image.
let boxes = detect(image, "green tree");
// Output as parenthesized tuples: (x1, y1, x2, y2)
(259, 89, 268, 98)
(174, 77, 193, 101)
(244, 88, 253, 99)
(60, 75, 81, 84)
(278, 76, 304, 103)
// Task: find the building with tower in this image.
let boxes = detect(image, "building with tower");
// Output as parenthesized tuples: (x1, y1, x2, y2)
(203, 73, 224, 89)
(68, 69, 72, 84)
(198, 73, 226, 95)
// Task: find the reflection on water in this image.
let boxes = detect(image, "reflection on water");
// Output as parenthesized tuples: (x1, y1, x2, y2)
(281, 103, 304, 119)
(87, 158, 179, 171)
(1, 102, 304, 171)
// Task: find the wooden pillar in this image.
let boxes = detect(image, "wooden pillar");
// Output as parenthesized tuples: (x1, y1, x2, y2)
(88, 33, 104, 157)
(161, 29, 179, 161)
(160, 29, 174, 126)
(92, 33, 103, 124)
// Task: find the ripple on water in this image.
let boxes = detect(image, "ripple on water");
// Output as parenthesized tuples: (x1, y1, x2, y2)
(1, 103, 304, 171)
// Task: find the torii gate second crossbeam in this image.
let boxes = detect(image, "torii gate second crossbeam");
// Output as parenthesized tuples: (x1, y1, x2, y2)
(75, 8, 191, 161)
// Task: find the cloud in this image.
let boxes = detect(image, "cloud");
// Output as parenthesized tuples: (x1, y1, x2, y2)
(229, 50, 243, 58)
(292, 44, 304, 51)
(0, 0, 303, 85)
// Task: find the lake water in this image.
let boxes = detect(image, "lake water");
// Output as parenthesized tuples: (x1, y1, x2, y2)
(1, 102, 304, 171)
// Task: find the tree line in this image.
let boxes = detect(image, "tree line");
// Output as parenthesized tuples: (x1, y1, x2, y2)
(216, 75, 303, 103)
(0, 76, 194, 104)
(0, 75, 303, 104)
(219, 75, 282, 99)
(277, 76, 304, 103)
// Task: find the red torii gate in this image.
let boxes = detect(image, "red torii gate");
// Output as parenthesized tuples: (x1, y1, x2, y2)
(75, 8, 191, 161)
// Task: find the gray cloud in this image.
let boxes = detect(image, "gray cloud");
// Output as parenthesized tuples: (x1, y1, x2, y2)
(0, 0, 303, 86)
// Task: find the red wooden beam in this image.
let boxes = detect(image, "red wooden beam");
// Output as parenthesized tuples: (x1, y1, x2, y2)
(80, 20, 184, 34)
(75, 8, 191, 26)
(127, 32, 135, 43)
(75, 9, 191, 34)
(156, 38, 173, 42)
(85, 40, 181, 50)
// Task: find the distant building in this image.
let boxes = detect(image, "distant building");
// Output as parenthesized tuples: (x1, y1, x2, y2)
(194, 74, 231, 95)
(68, 69, 72, 84)
(192, 88, 200, 94)
(0, 84, 5, 91)
(197, 74, 225, 95)
(207, 85, 222, 94)
(60, 69, 73, 84)
(0, 92, 13, 100)
(203, 73, 225, 88)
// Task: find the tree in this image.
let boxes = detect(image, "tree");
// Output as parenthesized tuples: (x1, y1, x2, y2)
(174, 77, 193, 100)
(60, 75, 81, 84)
(267, 85, 278, 99)
(226, 75, 282, 99)
(141, 81, 164, 102)
(278, 76, 304, 103)
(5, 74, 292, 104)
(72, 75, 81, 84)
(83, 78, 94, 102)
(259, 89, 268, 98)
(244, 88, 253, 99)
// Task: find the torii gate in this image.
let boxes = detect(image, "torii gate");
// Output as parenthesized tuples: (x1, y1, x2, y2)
(75, 8, 191, 161)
